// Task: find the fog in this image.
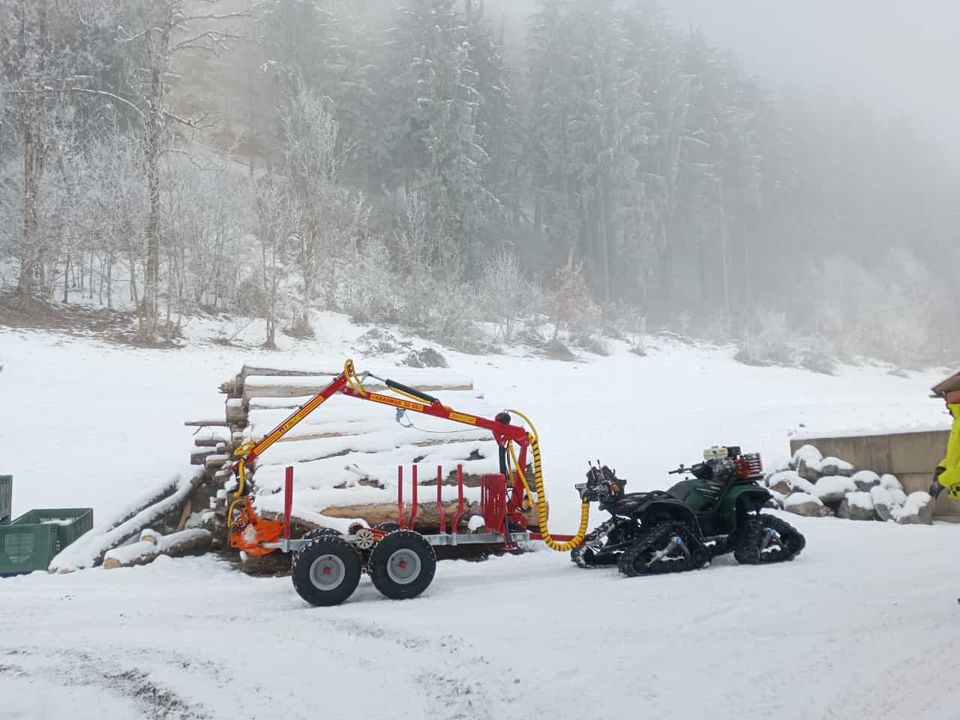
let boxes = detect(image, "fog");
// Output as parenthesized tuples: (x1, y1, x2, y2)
(1, 0, 957, 368)
(663, 0, 960, 154)
(483, 0, 960, 154)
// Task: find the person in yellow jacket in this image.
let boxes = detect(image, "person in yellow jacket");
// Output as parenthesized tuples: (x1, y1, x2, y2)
(929, 374, 960, 500)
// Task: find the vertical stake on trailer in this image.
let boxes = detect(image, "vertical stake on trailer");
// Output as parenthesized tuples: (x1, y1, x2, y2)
(398, 465, 405, 530)
(409, 465, 419, 528)
(283, 466, 294, 540)
(451, 464, 465, 534)
(436, 465, 445, 533)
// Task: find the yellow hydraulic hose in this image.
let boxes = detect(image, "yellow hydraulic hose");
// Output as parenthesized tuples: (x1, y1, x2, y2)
(226, 456, 248, 529)
(507, 409, 590, 552)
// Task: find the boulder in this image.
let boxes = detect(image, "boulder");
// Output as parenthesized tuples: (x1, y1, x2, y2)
(813, 475, 858, 505)
(820, 457, 855, 477)
(790, 444, 823, 471)
(403, 348, 449, 368)
(871, 485, 907, 522)
(766, 470, 816, 497)
(797, 457, 824, 483)
(879, 474, 903, 492)
(893, 492, 934, 525)
(783, 492, 834, 518)
(851, 470, 881, 492)
(837, 491, 877, 521)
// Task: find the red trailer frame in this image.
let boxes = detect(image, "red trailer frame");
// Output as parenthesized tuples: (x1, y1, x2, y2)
(228, 360, 536, 555)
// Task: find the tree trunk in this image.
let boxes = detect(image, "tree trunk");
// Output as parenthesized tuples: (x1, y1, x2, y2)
(142, 104, 163, 337)
(16, 0, 48, 301)
(140, 17, 171, 339)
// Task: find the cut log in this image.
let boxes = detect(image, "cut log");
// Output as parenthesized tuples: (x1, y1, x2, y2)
(248, 389, 485, 411)
(160, 529, 212, 557)
(225, 398, 247, 425)
(319, 501, 480, 530)
(241, 378, 473, 402)
(185, 419, 231, 428)
(176, 499, 192, 531)
(274, 430, 365, 443)
(139, 528, 162, 545)
(240, 365, 339, 379)
(101, 529, 212, 569)
(103, 540, 160, 569)
(193, 435, 224, 448)
(191, 450, 215, 465)
(50, 474, 207, 573)
(205, 453, 231, 470)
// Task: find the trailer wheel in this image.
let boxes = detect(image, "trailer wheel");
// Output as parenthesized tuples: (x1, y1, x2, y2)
(291, 536, 362, 606)
(368, 530, 436, 600)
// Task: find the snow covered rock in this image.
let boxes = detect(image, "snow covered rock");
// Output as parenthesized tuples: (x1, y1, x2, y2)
(851, 470, 881, 492)
(871, 485, 908, 522)
(783, 492, 833, 517)
(766, 470, 816, 496)
(813, 476, 858, 505)
(893, 492, 934, 525)
(790, 444, 823, 470)
(879, 474, 904, 492)
(403, 348, 449, 369)
(837, 491, 876, 521)
(820, 457, 855, 477)
(797, 457, 824, 482)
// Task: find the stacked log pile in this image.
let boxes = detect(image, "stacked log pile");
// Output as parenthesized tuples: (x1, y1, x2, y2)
(188, 365, 504, 545)
(58, 364, 507, 574)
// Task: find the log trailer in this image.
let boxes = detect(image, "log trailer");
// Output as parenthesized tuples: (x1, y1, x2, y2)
(227, 359, 590, 606)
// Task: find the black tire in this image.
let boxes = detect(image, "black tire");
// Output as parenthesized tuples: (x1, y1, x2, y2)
(291, 536, 362, 606)
(368, 530, 437, 600)
(734, 514, 805, 565)
(570, 519, 620, 569)
(301, 527, 342, 542)
(373, 522, 401, 533)
(618, 522, 707, 577)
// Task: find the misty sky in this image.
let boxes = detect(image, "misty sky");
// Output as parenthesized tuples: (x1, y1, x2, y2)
(487, 0, 960, 155)
(664, 0, 960, 152)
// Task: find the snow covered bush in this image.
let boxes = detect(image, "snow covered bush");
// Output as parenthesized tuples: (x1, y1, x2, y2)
(546, 258, 600, 345)
(735, 309, 796, 367)
(476, 249, 542, 343)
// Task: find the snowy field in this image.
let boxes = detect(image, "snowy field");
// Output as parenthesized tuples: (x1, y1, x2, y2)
(1, 316, 958, 719)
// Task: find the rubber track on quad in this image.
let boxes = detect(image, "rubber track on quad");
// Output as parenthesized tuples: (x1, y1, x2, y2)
(617, 521, 707, 577)
(570, 519, 620, 569)
(734, 514, 805, 565)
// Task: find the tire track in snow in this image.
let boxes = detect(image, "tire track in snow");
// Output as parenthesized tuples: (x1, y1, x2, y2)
(321, 616, 511, 719)
(0, 647, 210, 720)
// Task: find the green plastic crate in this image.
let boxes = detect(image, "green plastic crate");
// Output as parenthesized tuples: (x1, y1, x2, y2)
(0, 523, 59, 575)
(0, 507, 94, 576)
(0, 476, 10, 525)
(11, 508, 94, 545)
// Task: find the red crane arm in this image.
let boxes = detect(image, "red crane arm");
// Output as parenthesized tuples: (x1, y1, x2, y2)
(236, 359, 529, 469)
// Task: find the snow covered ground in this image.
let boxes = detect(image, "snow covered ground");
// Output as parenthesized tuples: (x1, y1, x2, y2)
(1, 315, 958, 719)
(3, 520, 960, 720)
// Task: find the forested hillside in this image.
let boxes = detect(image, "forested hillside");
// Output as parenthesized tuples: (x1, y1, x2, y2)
(1, 0, 956, 365)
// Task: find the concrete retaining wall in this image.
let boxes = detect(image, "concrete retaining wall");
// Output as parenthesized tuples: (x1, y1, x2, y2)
(789, 430, 960, 520)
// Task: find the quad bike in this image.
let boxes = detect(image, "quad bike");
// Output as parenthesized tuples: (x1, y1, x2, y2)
(571, 446, 805, 576)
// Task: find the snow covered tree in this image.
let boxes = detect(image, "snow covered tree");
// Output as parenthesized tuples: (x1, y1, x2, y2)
(378, 0, 493, 262)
